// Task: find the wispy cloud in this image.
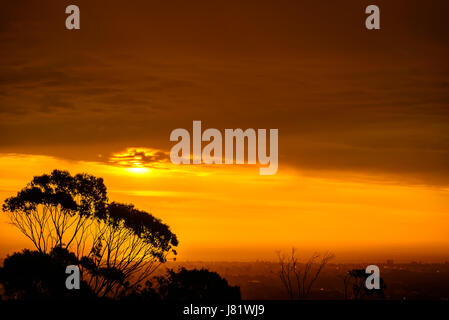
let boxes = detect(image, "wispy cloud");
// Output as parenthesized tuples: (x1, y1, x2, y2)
(108, 147, 170, 169)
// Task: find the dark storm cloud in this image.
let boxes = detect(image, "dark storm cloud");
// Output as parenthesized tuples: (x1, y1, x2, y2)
(0, 0, 448, 185)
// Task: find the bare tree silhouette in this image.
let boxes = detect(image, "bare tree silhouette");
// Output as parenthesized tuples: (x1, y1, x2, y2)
(277, 248, 334, 299)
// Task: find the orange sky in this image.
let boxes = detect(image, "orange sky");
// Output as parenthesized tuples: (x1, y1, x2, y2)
(0, 1, 448, 262)
(1, 152, 448, 262)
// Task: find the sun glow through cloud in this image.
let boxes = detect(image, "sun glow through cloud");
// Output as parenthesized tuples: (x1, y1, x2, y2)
(0, 152, 448, 262)
(109, 148, 170, 170)
(126, 167, 151, 174)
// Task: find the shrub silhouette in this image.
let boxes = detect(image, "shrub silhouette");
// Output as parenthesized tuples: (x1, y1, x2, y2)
(343, 268, 386, 300)
(129, 268, 241, 300)
(0, 248, 95, 299)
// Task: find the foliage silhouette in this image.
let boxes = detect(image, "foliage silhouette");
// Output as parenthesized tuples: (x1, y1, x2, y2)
(0, 248, 95, 299)
(3, 169, 108, 253)
(127, 268, 241, 301)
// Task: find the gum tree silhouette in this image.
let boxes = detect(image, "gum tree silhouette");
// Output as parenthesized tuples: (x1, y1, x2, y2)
(2, 170, 178, 298)
(278, 248, 334, 299)
(343, 269, 386, 300)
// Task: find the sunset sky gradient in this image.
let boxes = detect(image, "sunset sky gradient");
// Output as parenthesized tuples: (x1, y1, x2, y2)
(0, 0, 448, 262)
